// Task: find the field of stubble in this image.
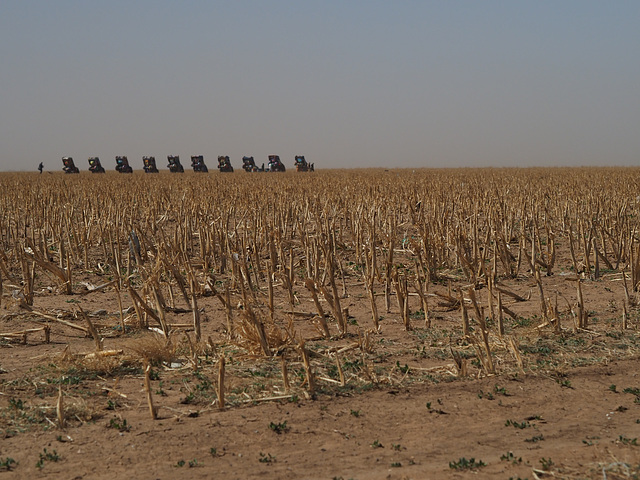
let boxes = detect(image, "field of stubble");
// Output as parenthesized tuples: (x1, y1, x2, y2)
(1, 167, 640, 479)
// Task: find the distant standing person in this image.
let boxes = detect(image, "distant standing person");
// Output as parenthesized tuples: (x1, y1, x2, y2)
(38, 162, 44, 174)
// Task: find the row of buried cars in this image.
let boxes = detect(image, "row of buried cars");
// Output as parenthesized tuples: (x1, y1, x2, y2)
(61, 155, 314, 174)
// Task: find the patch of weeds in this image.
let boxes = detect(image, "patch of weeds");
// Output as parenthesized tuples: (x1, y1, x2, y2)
(175, 458, 199, 468)
(513, 316, 533, 328)
(47, 375, 82, 386)
(259, 452, 276, 463)
(494, 385, 509, 396)
(478, 390, 494, 400)
(342, 358, 363, 372)
(370, 439, 384, 448)
(8, 398, 24, 410)
(556, 378, 572, 388)
(391, 443, 404, 451)
(539, 457, 554, 471)
(449, 457, 486, 470)
(414, 345, 430, 358)
(390, 461, 402, 467)
(0, 458, 16, 471)
(623, 387, 640, 400)
(350, 409, 361, 417)
(326, 364, 340, 379)
(181, 391, 196, 404)
(500, 451, 522, 464)
(505, 419, 531, 429)
(525, 434, 545, 443)
(269, 421, 290, 434)
(395, 361, 410, 374)
(155, 381, 167, 397)
(609, 384, 618, 393)
(582, 436, 599, 446)
(35, 448, 59, 469)
(0, 397, 47, 434)
(618, 435, 638, 446)
(107, 417, 131, 432)
(560, 336, 588, 349)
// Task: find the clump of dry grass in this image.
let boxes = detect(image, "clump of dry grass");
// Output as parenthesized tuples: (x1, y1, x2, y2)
(232, 307, 294, 356)
(126, 334, 175, 365)
(62, 395, 101, 424)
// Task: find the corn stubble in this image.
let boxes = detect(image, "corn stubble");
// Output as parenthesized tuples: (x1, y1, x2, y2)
(1, 168, 640, 415)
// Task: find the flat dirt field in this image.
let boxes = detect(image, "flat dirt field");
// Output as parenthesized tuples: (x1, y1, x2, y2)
(1, 168, 640, 479)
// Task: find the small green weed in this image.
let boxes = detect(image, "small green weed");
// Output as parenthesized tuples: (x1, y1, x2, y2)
(8, 398, 24, 410)
(36, 449, 59, 469)
(0, 458, 16, 471)
(269, 421, 290, 434)
(396, 361, 410, 374)
(478, 390, 494, 400)
(505, 419, 531, 429)
(449, 457, 486, 470)
(618, 435, 638, 446)
(500, 451, 522, 464)
(107, 417, 131, 432)
(540, 457, 554, 471)
(259, 452, 276, 463)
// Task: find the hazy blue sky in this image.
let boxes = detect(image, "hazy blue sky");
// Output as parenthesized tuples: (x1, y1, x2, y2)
(1, 1, 638, 171)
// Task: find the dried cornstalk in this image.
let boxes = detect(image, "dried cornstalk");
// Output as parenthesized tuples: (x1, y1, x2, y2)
(304, 278, 330, 338)
(77, 306, 103, 351)
(497, 291, 504, 336)
(29, 309, 89, 334)
(56, 385, 65, 429)
(393, 272, 410, 330)
(299, 340, 315, 395)
(128, 286, 169, 335)
(24, 242, 73, 295)
(507, 336, 525, 373)
(460, 290, 469, 337)
(217, 356, 225, 410)
(280, 355, 290, 393)
(335, 353, 346, 386)
(449, 346, 467, 377)
(143, 362, 158, 419)
(189, 278, 201, 341)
